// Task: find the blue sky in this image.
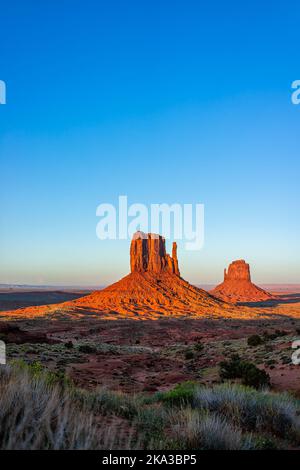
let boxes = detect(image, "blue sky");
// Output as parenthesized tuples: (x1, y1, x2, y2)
(0, 1, 299, 285)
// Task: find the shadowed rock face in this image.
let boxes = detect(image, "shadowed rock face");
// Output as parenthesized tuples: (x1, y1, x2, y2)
(211, 259, 275, 304)
(130, 231, 180, 276)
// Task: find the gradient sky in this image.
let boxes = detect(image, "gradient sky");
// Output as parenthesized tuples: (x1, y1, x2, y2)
(0, 1, 299, 286)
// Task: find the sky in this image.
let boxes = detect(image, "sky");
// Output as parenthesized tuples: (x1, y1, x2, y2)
(0, 1, 299, 286)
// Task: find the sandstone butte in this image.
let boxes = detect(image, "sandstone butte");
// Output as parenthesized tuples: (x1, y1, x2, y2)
(1, 234, 287, 321)
(67, 231, 230, 318)
(0, 232, 239, 320)
(130, 231, 180, 276)
(210, 259, 275, 303)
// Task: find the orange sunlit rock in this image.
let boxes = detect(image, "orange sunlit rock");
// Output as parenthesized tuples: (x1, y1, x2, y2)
(211, 259, 275, 303)
(130, 231, 180, 276)
(3, 238, 294, 321)
(67, 231, 226, 317)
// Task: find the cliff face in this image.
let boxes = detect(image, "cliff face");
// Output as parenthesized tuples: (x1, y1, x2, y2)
(224, 260, 251, 282)
(211, 259, 275, 304)
(130, 231, 180, 276)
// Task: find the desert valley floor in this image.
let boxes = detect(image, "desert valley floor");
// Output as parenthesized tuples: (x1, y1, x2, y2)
(1, 286, 300, 396)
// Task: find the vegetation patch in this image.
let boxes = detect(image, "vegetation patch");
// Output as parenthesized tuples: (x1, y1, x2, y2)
(247, 335, 263, 347)
(156, 381, 198, 407)
(219, 354, 270, 389)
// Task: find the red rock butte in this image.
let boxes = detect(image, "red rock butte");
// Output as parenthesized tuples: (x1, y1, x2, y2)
(65, 231, 230, 318)
(2, 231, 241, 319)
(2, 236, 297, 321)
(130, 231, 180, 276)
(211, 259, 275, 303)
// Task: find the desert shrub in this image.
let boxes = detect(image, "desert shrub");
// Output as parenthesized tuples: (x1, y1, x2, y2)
(263, 330, 288, 341)
(266, 359, 276, 366)
(158, 381, 198, 407)
(185, 350, 194, 360)
(78, 343, 97, 353)
(193, 384, 300, 441)
(242, 364, 270, 389)
(275, 329, 288, 337)
(170, 408, 250, 450)
(247, 335, 263, 347)
(263, 332, 277, 341)
(10, 359, 73, 389)
(194, 342, 204, 352)
(252, 436, 278, 450)
(220, 355, 270, 389)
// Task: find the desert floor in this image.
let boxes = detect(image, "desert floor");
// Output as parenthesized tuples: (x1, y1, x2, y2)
(1, 287, 300, 396)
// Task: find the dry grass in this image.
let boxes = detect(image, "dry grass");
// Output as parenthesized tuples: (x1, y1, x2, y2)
(1, 364, 300, 450)
(170, 408, 249, 450)
(158, 382, 300, 449)
(193, 384, 300, 441)
(0, 365, 132, 450)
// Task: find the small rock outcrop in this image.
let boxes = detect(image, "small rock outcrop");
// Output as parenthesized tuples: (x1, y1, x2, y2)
(130, 231, 180, 276)
(211, 259, 275, 303)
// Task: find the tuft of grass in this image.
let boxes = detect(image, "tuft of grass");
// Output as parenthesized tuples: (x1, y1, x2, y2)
(193, 383, 300, 442)
(0, 364, 137, 450)
(134, 406, 168, 448)
(170, 408, 251, 450)
(0, 365, 96, 449)
(75, 387, 141, 419)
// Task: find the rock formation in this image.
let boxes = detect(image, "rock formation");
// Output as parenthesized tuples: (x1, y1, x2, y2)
(59, 231, 231, 318)
(3, 232, 242, 320)
(211, 259, 275, 303)
(130, 231, 180, 276)
(224, 260, 251, 282)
